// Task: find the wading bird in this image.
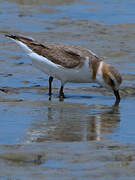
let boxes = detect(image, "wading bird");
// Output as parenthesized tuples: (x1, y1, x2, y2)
(5, 34, 122, 104)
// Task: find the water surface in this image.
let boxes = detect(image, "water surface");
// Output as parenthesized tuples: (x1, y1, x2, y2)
(0, 0, 135, 179)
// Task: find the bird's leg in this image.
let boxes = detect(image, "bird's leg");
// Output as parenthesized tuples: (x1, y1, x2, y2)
(49, 76, 53, 97)
(59, 85, 65, 101)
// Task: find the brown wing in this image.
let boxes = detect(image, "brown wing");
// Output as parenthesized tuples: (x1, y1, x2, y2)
(31, 44, 87, 68)
(6, 34, 101, 69)
(6, 34, 86, 68)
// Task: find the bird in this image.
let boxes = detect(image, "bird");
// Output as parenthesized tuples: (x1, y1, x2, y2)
(5, 34, 122, 104)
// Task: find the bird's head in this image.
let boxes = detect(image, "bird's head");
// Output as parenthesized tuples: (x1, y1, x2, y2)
(96, 61, 122, 104)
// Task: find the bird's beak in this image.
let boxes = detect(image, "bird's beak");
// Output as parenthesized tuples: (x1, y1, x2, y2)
(113, 90, 120, 106)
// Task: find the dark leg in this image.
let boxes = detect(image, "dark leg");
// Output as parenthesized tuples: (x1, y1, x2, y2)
(59, 85, 65, 101)
(49, 76, 53, 97)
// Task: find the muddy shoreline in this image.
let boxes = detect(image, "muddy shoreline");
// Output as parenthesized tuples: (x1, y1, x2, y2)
(1, 0, 135, 179)
(0, 140, 135, 180)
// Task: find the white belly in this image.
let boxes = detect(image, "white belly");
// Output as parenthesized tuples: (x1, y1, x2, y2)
(58, 59, 92, 83)
(29, 52, 92, 84)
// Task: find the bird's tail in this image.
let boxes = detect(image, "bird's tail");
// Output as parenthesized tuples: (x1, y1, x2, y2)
(5, 34, 35, 54)
(5, 34, 34, 43)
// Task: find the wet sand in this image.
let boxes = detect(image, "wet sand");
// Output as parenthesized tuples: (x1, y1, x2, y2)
(0, 140, 135, 180)
(1, 0, 135, 179)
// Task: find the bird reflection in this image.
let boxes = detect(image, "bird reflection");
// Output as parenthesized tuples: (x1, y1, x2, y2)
(87, 107, 120, 141)
(23, 102, 120, 143)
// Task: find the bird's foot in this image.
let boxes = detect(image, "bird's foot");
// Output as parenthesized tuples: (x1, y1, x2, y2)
(59, 93, 65, 101)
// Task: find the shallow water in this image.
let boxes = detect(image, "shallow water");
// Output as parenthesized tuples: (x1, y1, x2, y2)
(1, 0, 135, 179)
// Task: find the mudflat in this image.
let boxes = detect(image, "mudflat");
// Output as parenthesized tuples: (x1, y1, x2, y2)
(1, 0, 135, 179)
